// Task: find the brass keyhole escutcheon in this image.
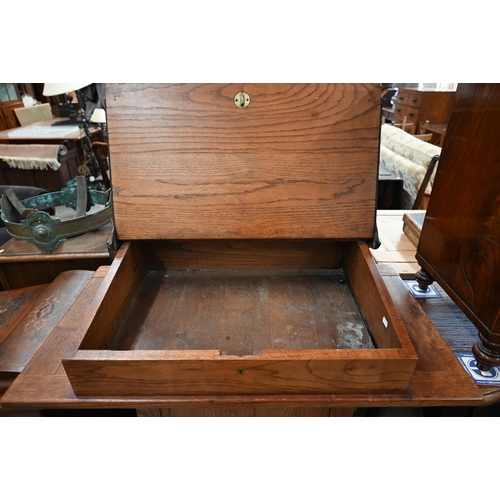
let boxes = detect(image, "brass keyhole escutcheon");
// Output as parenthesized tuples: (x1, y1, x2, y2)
(234, 91, 250, 109)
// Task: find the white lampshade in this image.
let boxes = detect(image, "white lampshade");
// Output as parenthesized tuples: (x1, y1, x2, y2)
(91, 108, 106, 123)
(43, 83, 92, 96)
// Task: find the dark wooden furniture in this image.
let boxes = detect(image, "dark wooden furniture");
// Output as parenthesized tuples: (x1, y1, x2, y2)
(393, 88, 456, 135)
(0, 84, 36, 132)
(415, 83, 500, 371)
(91, 141, 111, 190)
(0, 147, 80, 192)
(419, 121, 447, 147)
(377, 166, 403, 209)
(0, 118, 98, 191)
(0, 222, 113, 290)
(411, 154, 440, 210)
(0, 101, 21, 132)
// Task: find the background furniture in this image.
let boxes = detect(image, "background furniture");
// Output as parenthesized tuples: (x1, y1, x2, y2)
(91, 141, 111, 190)
(14, 103, 53, 127)
(415, 83, 500, 371)
(381, 86, 397, 123)
(0, 118, 95, 191)
(393, 88, 456, 135)
(379, 124, 441, 208)
(0, 220, 113, 290)
(419, 121, 447, 147)
(370, 210, 424, 278)
(377, 166, 403, 209)
(0, 84, 38, 132)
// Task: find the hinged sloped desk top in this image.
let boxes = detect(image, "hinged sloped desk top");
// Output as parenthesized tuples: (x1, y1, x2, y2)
(106, 83, 380, 241)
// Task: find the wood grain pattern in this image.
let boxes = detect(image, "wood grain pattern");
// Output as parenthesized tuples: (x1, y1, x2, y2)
(0, 271, 93, 373)
(2, 371, 483, 409)
(383, 275, 474, 374)
(79, 244, 146, 350)
(344, 242, 412, 350)
(21, 273, 107, 376)
(63, 351, 417, 397)
(136, 406, 352, 417)
(143, 239, 346, 270)
(106, 83, 380, 240)
(108, 269, 373, 354)
(0, 284, 47, 343)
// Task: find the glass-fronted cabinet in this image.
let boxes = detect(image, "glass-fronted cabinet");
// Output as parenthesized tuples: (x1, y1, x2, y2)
(0, 83, 36, 131)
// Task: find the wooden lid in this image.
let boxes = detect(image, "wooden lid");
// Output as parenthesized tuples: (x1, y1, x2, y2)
(106, 84, 380, 241)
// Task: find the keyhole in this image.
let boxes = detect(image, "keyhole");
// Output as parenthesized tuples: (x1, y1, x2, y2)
(234, 91, 250, 108)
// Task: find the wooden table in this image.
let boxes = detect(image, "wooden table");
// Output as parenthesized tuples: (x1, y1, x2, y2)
(0, 263, 487, 415)
(2, 269, 498, 415)
(0, 118, 90, 143)
(0, 118, 99, 191)
(2, 210, 497, 416)
(0, 222, 113, 290)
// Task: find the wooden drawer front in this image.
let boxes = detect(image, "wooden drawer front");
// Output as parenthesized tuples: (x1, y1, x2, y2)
(396, 90, 422, 108)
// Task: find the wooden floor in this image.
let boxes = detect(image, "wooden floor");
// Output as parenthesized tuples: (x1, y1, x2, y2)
(370, 210, 424, 278)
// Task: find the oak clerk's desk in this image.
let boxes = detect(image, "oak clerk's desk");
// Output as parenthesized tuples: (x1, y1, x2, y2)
(2, 212, 499, 416)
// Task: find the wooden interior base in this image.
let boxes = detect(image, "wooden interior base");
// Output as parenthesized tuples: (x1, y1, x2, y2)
(107, 269, 374, 354)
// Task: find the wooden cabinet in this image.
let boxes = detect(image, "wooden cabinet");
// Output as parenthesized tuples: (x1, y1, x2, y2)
(0, 84, 37, 132)
(415, 83, 500, 370)
(393, 88, 456, 134)
(0, 142, 81, 191)
(0, 102, 22, 131)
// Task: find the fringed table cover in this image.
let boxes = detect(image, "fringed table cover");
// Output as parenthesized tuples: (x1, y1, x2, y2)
(0, 144, 62, 170)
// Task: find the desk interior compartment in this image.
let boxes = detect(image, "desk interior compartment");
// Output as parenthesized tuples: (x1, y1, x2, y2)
(62, 239, 418, 397)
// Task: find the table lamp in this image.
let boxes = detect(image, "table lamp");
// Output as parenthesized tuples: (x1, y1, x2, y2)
(43, 82, 98, 177)
(90, 108, 107, 142)
(43, 83, 91, 126)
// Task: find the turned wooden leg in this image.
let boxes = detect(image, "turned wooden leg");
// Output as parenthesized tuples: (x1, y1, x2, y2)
(415, 267, 434, 291)
(472, 332, 500, 371)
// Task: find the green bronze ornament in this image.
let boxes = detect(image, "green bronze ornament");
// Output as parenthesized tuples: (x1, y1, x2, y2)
(0, 177, 112, 253)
